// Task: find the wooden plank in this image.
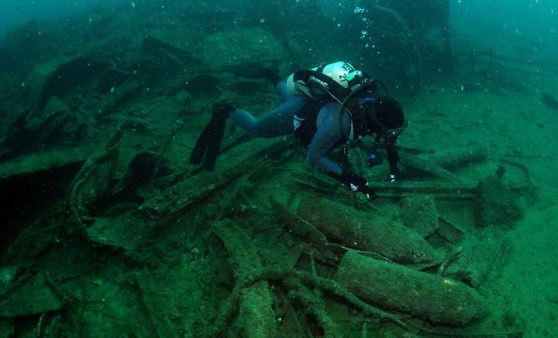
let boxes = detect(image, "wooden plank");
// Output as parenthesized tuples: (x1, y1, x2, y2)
(0, 145, 93, 180)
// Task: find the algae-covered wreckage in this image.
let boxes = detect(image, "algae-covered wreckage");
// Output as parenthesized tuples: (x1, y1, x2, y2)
(0, 1, 535, 336)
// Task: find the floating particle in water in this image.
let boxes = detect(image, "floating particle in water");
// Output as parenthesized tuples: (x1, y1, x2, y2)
(354, 6, 366, 14)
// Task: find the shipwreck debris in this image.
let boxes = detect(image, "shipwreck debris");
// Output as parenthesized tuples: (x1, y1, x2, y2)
(37, 57, 109, 110)
(0, 273, 64, 318)
(420, 144, 487, 170)
(334, 251, 489, 326)
(475, 176, 523, 227)
(400, 195, 440, 237)
(297, 195, 439, 264)
(541, 92, 558, 111)
(440, 235, 508, 287)
(212, 220, 277, 338)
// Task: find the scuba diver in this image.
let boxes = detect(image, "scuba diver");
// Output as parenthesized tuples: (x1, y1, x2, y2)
(189, 61, 407, 199)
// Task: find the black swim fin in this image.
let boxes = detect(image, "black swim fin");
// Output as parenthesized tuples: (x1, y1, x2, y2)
(189, 103, 235, 171)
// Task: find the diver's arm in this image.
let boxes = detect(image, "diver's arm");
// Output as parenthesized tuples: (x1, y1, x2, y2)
(305, 110, 344, 175)
(307, 104, 375, 198)
(386, 145, 400, 182)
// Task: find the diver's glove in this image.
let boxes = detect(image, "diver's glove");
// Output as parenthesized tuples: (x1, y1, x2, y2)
(333, 171, 377, 199)
(388, 169, 400, 183)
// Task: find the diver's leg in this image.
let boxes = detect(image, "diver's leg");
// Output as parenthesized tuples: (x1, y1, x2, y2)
(230, 96, 306, 137)
(276, 81, 292, 102)
(231, 83, 292, 131)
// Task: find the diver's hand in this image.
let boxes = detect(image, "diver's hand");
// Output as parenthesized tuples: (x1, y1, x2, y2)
(358, 185, 378, 200)
(388, 169, 400, 183)
(336, 171, 377, 199)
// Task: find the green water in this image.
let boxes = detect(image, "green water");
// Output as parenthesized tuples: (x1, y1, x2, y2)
(0, 1, 556, 337)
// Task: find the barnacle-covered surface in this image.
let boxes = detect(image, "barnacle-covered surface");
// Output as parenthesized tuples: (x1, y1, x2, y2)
(0, 1, 557, 337)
